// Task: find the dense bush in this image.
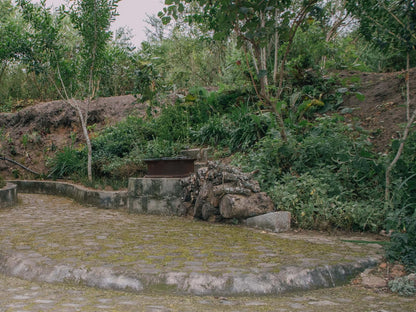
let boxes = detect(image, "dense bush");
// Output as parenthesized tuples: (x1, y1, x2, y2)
(385, 132, 416, 273)
(192, 115, 231, 146)
(234, 115, 385, 232)
(270, 172, 385, 231)
(47, 146, 86, 179)
(386, 220, 416, 273)
(0, 175, 6, 188)
(388, 276, 416, 296)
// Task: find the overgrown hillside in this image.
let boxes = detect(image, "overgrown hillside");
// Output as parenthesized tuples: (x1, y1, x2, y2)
(2, 69, 414, 180)
(0, 95, 145, 180)
(1, 0, 416, 279)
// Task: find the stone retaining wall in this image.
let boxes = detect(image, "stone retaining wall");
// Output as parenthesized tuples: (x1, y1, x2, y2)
(7, 178, 290, 233)
(9, 180, 127, 210)
(0, 183, 17, 208)
(128, 178, 186, 216)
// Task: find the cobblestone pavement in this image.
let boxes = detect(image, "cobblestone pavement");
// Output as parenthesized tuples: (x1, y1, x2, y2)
(0, 273, 415, 311)
(0, 194, 415, 311)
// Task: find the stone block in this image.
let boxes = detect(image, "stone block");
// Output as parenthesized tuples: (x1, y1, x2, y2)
(219, 193, 274, 219)
(128, 178, 186, 216)
(0, 183, 17, 208)
(129, 178, 182, 197)
(245, 211, 291, 233)
(147, 198, 169, 215)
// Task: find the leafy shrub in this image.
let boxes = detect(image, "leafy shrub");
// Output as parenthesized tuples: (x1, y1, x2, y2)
(270, 172, 385, 231)
(228, 110, 276, 152)
(192, 115, 231, 146)
(143, 138, 185, 159)
(48, 146, 86, 179)
(152, 103, 192, 142)
(0, 176, 6, 188)
(92, 116, 155, 158)
(233, 115, 386, 232)
(388, 276, 416, 296)
(233, 131, 296, 189)
(386, 218, 416, 273)
(385, 132, 416, 272)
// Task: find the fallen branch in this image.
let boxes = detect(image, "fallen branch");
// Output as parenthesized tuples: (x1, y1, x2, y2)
(0, 155, 41, 177)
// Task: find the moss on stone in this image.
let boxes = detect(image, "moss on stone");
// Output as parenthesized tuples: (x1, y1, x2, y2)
(0, 194, 374, 277)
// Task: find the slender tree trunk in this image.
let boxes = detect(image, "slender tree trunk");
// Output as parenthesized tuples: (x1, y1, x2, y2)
(273, 9, 280, 85)
(258, 12, 268, 98)
(385, 51, 414, 202)
(29, 72, 44, 101)
(406, 52, 410, 121)
(0, 61, 8, 85)
(71, 99, 93, 182)
(321, 9, 349, 69)
(54, 65, 94, 182)
(248, 43, 259, 77)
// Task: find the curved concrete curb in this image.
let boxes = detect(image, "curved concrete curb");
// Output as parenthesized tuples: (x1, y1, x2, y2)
(8, 180, 127, 210)
(0, 251, 380, 296)
(0, 183, 17, 208)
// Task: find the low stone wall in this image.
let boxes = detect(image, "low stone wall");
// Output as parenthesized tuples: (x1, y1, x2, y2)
(128, 178, 186, 216)
(0, 183, 17, 208)
(9, 180, 127, 210)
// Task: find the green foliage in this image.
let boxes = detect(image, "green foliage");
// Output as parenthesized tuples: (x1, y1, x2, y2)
(48, 145, 86, 179)
(69, 0, 120, 88)
(143, 138, 185, 159)
(0, 175, 5, 188)
(386, 221, 416, 273)
(92, 116, 155, 158)
(270, 172, 385, 231)
(0, 0, 29, 65)
(228, 110, 276, 152)
(192, 115, 231, 146)
(346, 0, 416, 69)
(388, 276, 416, 296)
(234, 115, 385, 232)
(133, 60, 164, 103)
(384, 132, 416, 272)
(152, 103, 191, 142)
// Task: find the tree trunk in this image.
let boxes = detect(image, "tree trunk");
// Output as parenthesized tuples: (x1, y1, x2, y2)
(273, 9, 280, 85)
(385, 51, 414, 202)
(258, 12, 268, 98)
(71, 99, 93, 182)
(0, 61, 8, 85)
(406, 52, 410, 121)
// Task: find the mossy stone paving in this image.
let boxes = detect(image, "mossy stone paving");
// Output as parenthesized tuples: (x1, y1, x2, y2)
(0, 273, 415, 312)
(0, 194, 378, 277)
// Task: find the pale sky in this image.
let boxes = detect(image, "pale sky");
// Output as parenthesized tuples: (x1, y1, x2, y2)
(33, 0, 166, 47)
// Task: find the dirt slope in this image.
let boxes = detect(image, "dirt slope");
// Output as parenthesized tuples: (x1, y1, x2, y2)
(0, 95, 146, 179)
(338, 68, 416, 153)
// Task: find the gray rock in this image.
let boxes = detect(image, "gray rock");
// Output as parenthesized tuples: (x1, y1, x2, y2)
(245, 211, 291, 232)
(219, 193, 274, 219)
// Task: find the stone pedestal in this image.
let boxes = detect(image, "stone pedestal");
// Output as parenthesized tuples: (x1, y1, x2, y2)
(0, 183, 17, 208)
(128, 178, 186, 216)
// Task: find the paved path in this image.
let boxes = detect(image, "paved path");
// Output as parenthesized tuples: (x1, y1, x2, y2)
(0, 194, 415, 311)
(1, 273, 415, 311)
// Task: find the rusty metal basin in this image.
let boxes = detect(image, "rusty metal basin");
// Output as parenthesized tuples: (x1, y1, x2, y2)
(144, 157, 196, 178)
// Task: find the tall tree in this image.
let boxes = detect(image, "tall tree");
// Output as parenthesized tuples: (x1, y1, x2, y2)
(0, 0, 29, 85)
(160, 0, 320, 141)
(18, 0, 119, 181)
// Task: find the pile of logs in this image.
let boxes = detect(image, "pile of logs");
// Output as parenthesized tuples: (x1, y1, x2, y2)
(181, 161, 275, 222)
